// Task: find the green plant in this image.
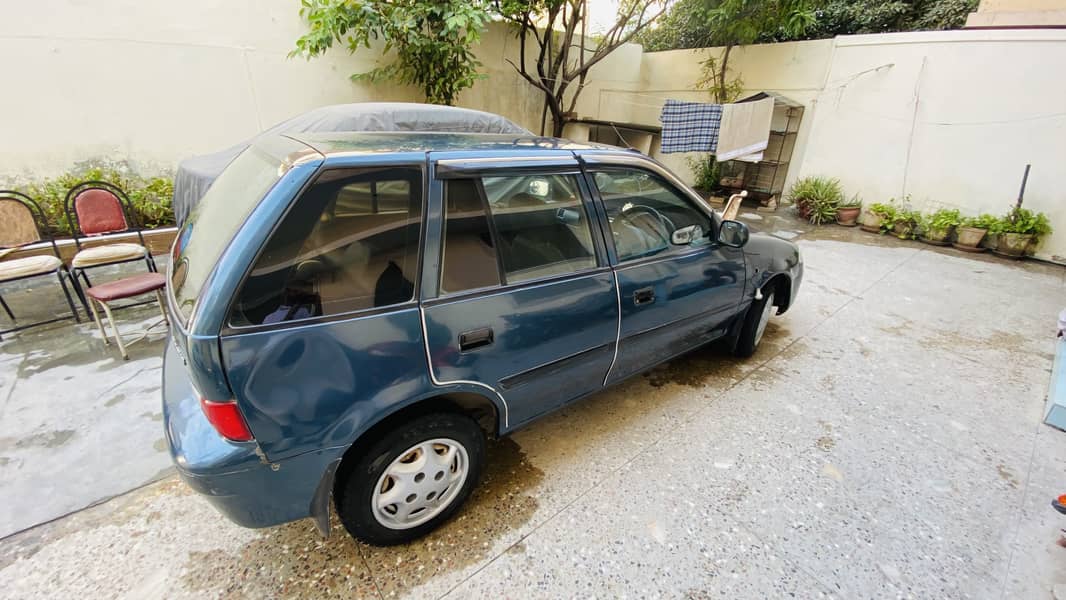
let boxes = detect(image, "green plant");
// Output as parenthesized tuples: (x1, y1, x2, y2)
(868, 202, 894, 218)
(696, 54, 745, 103)
(699, 0, 816, 103)
(868, 202, 896, 233)
(787, 176, 844, 224)
(686, 155, 720, 191)
(292, 0, 491, 106)
(808, 197, 839, 225)
(15, 163, 174, 237)
(891, 208, 920, 239)
(919, 208, 961, 235)
(999, 206, 1053, 238)
(961, 213, 1000, 231)
(839, 193, 862, 208)
(868, 197, 919, 236)
(639, 0, 976, 51)
(495, 1, 669, 136)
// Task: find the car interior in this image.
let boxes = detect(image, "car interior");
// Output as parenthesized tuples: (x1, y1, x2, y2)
(231, 167, 421, 326)
(440, 175, 597, 294)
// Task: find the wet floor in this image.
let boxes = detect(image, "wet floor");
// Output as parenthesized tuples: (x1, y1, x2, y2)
(2, 212, 1066, 598)
(0, 260, 169, 538)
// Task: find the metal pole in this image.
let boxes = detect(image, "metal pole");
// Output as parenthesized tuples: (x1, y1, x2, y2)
(1016, 164, 1031, 209)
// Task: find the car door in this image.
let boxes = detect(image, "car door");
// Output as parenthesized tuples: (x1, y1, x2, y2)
(218, 163, 431, 460)
(421, 157, 617, 430)
(583, 158, 746, 385)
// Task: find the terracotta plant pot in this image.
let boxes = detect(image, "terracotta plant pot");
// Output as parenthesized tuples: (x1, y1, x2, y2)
(920, 227, 952, 246)
(860, 211, 882, 233)
(835, 206, 861, 226)
(996, 232, 1034, 258)
(893, 221, 914, 239)
(980, 232, 998, 251)
(954, 226, 987, 249)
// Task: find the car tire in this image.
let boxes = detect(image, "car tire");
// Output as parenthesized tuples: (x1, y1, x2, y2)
(732, 291, 776, 358)
(335, 412, 485, 546)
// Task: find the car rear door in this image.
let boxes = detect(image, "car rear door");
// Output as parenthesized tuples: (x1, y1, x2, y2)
(217, 160, 431, 460)
(582, 156, 746, 384)
(421, 155, 618, 430)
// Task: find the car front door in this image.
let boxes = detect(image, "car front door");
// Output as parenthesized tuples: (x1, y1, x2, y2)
(584, 158, 746, 384)
(421, 158, 617, 430)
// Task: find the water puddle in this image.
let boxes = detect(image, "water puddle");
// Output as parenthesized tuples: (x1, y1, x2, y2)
(0, 429, 76, 451)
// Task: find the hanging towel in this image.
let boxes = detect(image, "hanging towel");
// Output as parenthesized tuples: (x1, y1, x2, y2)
(716, 97, 774, 162)
(659, 99, 723, 154)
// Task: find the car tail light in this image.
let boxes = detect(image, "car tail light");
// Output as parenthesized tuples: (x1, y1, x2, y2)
(200, 398, 254, 442)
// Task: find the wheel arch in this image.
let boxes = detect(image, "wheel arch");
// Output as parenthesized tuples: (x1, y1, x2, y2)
(331, 388, 500, 497)
(761, 272, 793, 315)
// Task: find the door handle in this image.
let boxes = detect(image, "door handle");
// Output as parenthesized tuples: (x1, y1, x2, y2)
(459, 327, 494, 352)
(633, 287, 655, 306)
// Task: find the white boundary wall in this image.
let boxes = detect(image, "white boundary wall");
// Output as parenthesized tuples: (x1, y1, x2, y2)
(584, 30, 1066, 261)
(798, 30, 1066, 263)
(0, 1, 543, 178)
(2, 2, 1065, 258)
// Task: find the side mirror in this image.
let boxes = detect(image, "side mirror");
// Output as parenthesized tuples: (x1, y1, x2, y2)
(717, 220, 750, 248)
(671, 224, 704, 245)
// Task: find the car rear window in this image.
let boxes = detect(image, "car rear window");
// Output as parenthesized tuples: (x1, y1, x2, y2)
(227, 166, 423, 327)
(169, 146, 286, 324)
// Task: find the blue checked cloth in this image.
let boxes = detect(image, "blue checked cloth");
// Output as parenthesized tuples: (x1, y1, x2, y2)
(659, 99, 723, 153)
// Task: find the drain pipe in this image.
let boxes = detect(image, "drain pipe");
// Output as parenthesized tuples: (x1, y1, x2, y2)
(1016, 164, 1031, 209)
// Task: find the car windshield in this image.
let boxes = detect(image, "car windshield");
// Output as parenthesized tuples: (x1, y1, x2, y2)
(169, 146, 286, 325)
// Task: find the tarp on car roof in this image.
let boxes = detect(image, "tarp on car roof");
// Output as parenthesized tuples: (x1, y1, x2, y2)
(173, 103, 531, 224)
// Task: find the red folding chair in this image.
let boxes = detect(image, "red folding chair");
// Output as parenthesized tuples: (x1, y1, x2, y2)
(63, 181, 157, 298)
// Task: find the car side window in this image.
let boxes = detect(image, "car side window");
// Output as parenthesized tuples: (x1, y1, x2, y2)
(230, 166, 422, 326)
(591, 169, 712, 262)
(439, 174, 598, 295)
(439, 179, 502, 295)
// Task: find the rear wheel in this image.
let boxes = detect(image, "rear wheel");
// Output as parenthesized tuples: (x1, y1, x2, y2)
(733, 291, 775, 358)
(335, 412, 485, 546)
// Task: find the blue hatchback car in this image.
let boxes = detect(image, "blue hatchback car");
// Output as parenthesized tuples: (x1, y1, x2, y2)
(163, 128, 802, 546)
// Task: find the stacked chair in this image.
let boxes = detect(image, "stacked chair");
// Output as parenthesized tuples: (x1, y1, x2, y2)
(0, 181, 169, 357)
(0, 190, 85, 339)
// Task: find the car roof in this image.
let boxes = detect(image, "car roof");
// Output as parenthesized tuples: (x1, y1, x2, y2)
(281, 131, 623, 156)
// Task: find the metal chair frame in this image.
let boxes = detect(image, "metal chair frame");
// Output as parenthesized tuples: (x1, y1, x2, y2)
(86, 286, 169, 360)
(0, 191, 87, 340)
(63, 180, 158, 307)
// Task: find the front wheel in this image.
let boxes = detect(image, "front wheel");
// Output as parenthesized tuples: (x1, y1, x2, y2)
(335, 412, 485, 546)
(733, 291, 776, 358)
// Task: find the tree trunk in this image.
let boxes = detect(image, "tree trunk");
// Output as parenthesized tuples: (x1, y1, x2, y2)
(717, 45, 733, 104)
(551, 114, 566, 137)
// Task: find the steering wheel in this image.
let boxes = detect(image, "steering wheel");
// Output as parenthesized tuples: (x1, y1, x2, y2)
(619, 204, 676, 244)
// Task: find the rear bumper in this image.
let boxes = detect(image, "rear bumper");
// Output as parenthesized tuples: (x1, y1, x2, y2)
(174, 449, 342, 529)
(162, 336, 344, 528)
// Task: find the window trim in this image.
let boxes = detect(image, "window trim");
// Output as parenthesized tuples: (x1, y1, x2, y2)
(424, 265, 613, 307)
(582, 163, 720, 268)
(221, 162, 427, 336)
(435, 171, 606, 300)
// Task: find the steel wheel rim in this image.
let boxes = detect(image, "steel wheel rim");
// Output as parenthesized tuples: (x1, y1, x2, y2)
(754, 293, 775, 347)
(372, 437, 470, 530)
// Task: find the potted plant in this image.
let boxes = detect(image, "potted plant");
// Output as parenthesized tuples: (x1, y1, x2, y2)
(788, 176, 843, 224)
(891, 209, 920, 240)
(954, 214, 997, 252)
(863, 202, 895, 234)
(809, 195, 840, 225)
(995, 206, 1053, 258)
(835, 194, 862, 226)
(918, 208, 961, 246)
